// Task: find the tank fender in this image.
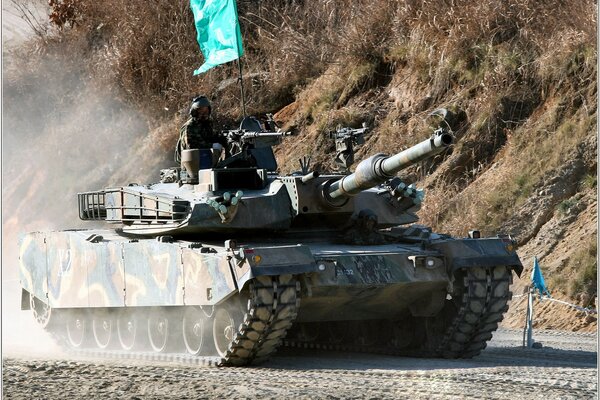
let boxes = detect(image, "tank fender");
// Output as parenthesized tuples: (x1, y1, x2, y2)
(230, 244, 319, 290)
(430, 237, 523, 277)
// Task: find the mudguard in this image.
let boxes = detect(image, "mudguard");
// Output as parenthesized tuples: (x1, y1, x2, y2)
(431, 237, 523, 276)
(230, 244, 318, 290)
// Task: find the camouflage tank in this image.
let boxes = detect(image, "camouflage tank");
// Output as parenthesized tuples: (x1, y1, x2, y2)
(19, 113, 522, 365)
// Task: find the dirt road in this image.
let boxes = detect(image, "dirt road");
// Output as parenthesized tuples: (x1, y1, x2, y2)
(2, 329, 596, 399)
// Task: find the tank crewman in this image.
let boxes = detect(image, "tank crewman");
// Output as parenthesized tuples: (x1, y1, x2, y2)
(175, 95, 227, 162)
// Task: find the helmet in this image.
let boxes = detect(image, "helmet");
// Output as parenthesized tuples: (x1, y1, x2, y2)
(189, 95, 211, 117)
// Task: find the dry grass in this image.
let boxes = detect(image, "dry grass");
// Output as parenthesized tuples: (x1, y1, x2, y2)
(40, 0, 595, 119)
(568, 238, 597, 299)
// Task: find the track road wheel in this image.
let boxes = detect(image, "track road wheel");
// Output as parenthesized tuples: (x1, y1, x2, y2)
(352, 321, 379, 346)
(213, 306, 243, 358)
(117, 310, 144, 351)
(183, 307, 211, 355)
(92, 310, 115, 349)
(147, 309, 177, 353)
(390, 318, 418, 349)
(66, 311, 89, 349)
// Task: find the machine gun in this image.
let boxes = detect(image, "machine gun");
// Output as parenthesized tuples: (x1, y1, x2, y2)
(218, 116, 292, 169)
(225, 130, 292, 154)
(330, 123, 369, 171)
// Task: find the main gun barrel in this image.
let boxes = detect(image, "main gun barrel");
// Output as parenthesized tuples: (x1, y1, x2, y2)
(327, 129, 452, 201)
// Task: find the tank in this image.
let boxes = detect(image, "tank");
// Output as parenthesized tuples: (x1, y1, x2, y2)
(19, 114, 523, 366)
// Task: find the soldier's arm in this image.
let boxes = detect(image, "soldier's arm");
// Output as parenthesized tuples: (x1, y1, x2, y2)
(180, 122, 191, 149)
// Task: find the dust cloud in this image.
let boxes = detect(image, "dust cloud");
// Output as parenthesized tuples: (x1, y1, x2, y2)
(2, 4, 165, 356)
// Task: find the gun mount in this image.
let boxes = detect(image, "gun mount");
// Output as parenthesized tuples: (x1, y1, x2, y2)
(217, 129, 292, 170)
(330, 124, 368, 171)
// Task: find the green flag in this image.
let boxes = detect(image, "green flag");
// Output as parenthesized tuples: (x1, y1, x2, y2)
(190, 0, 244, 75)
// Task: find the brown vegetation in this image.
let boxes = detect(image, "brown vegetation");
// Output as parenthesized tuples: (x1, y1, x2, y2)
(4, 0, 597, 329)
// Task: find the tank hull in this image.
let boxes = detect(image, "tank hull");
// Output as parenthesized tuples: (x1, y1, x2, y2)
(19, 231, 467, 315)
(19, 228, 520, 365)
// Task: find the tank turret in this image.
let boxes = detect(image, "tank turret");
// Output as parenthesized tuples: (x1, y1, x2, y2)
(76, 119, 455, 236)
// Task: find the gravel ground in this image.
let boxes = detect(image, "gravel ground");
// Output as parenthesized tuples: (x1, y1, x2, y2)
(2, 329, 596, 399)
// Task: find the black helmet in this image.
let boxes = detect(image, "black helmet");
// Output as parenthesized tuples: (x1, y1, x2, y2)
(189, 95, 211, 117)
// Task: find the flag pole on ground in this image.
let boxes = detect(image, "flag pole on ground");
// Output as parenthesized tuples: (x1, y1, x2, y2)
(523, 256, 550, 348)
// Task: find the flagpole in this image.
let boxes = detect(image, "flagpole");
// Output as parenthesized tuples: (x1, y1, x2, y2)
(526, 288, 534, 347)
(237, 58, 247, 118)
(233, 0, 246, 119)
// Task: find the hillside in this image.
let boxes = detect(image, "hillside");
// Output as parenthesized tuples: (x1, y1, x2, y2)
(3, 0, 597, 332)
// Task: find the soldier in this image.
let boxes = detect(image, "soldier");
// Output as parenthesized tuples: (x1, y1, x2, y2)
(175, 96, 227, 162)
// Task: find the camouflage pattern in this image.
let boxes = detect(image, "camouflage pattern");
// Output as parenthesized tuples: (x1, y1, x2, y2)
(20, 227, 520, 320)
(20, 230, 232, 308)
(296, 244, 448, 321)
(431, 236, 522, 274)
(180, 117, 226, 150)
(19, 231, 320, 309)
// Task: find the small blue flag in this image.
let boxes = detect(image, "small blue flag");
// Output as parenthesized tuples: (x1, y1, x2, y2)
(190, 0, 244, 75)
(531, 256, 550, 296)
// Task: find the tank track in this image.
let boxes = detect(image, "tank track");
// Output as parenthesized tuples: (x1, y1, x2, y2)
(282, 266, 513, 359)
(63, 349, 223, 367)
(431, 265, 513, 358)
(218, 274, 301, 366)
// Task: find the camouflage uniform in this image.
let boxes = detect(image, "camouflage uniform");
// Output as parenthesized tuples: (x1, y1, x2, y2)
(180, 118, 226, 150)
(175, 117, 227, 163)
